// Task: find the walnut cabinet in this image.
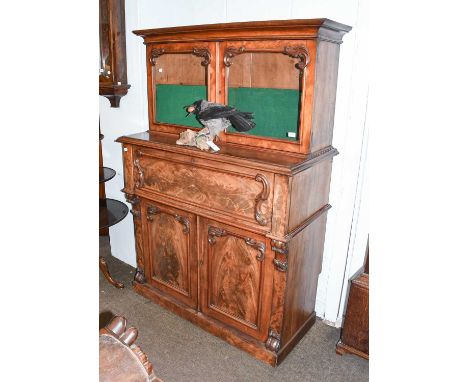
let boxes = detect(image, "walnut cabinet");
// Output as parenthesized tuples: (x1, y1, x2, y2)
(117, 19, 351, 366)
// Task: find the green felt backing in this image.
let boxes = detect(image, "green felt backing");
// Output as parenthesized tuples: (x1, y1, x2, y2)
(155, 84, 206, 128)
(227, 87, 299, 140)
(154, 84, 299, 140)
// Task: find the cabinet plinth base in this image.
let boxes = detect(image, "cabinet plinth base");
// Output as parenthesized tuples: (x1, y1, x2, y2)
(133, 281, 316, 367)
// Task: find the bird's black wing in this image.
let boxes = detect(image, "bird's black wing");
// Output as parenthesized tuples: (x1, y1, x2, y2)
(198, 105, 237, 120)
(228, 112, 256, 132)
(198, 104, 256, 132)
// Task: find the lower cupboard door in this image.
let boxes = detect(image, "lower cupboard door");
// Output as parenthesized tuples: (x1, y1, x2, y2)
(200, 218, 273, 341)
(142, 199, 197, 309)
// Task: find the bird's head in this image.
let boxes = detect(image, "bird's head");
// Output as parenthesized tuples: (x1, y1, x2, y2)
(184, 100, 203, 117)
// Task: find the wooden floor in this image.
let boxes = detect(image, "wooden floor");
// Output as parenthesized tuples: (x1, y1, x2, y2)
(100, 236, 368, 382)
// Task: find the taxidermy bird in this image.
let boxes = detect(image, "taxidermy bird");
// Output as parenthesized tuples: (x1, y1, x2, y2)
(185, 100, 255, 140)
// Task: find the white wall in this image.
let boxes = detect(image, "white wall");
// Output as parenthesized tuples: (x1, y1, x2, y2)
(100, 0, 369, 326)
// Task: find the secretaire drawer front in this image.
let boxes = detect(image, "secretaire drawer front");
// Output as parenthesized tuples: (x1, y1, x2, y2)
(133, 148, 273, 228)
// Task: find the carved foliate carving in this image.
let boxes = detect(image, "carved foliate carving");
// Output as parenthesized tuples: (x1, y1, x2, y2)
(271, 240, 289, 255)
(174, 214, 190, 234)
(133, 159, 144, 189)
(254, 174, 270, 226)
(265, 328, 281, 353)
(244, 238, 265, 261)
(125, 193, 139, 204)
(192, 48, 211, 66)
(129, 209, 141, 218)
(149, 48, 165, 66)
(146, 205, 161, 221)
(133, 151, 145, 189)
(224, 46, 245, 67)
(125, 193, 141, 219)
(134, 267, 146, 284)
(208, 226, 227, 245)
(150, 47, 210, 67)
(271, 239, 289, 272)
(273, 258, 288, 272)
(283, 45, 310, 71)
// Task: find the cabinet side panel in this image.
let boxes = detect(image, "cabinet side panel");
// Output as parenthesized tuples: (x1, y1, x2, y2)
(122, 143, 135, 192)
(310, 41, 341, 151)
(281, 213, 328, 345)
(271, 174, 291, 237)
(288, 159, 332, 231)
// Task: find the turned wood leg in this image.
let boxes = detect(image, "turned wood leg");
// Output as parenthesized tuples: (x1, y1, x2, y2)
(99, 256, 124, 289)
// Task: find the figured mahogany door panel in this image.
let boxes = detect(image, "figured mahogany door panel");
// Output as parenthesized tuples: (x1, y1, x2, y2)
(141, 199, 197, 309)
(134, 149, 273, 229)
(200, 219, 273, 341)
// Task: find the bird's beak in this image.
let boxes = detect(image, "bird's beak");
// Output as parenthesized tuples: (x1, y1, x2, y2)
(184, 105, 195, 117)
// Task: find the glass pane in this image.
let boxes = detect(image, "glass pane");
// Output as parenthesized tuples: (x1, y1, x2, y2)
(153, 53, 207, 128)
(99, 0, 111, 79)
(226, 52, 300, 141)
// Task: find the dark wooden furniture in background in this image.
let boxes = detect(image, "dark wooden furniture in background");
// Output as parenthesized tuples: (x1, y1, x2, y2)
(99, 144, 129, 288)
(336, 240, 369, 359)
(100, 315, 162, 382)
(99, 0, 131, 107)
(100, 127, 109, 236)
(118, 19, 351, 366)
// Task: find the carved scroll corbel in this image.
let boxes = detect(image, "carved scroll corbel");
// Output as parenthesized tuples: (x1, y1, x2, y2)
(192, 48, 211, 66)
(146, 205, 161, 221)
(125, 193, 141, 219)
(273, 258, 288, 272)
(175, 214, 190, 234)
(271, 239, 289, 272)
(208, 226, 226, 245)
(254, 174, 270, 226)
(245, 238, 265, 261)
(224, 46, 245, 67)
(283, 45, 310, 72)
(265, 328, 281, 353)
(134, 268, 146, 284)
(149, 48, 165, 66)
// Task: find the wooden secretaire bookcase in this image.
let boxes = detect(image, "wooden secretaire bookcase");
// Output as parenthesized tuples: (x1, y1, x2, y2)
(117, 19, 351, 366)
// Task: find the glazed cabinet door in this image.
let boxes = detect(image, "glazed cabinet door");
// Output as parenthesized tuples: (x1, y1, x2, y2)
(141, 199, 197, 309)
(145, 41, 216, 134)
(219, 39, 315, 154)
(200, 218, 273, 341)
